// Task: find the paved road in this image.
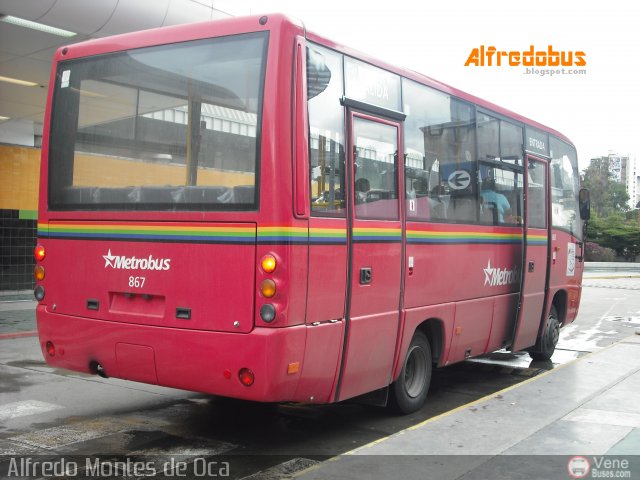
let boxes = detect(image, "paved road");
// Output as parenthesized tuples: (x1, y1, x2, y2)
(0, 275, 639, 478)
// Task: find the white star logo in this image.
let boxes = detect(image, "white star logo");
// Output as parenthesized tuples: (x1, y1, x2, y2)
(103, 249, 116, 268)
(483, 259, 493, 286)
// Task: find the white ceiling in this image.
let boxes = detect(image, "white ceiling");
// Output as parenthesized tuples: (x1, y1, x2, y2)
(0, 0, 234, 132)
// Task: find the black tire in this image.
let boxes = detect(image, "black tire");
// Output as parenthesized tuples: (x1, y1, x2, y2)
(529, 305, 560, 361)
(390, 330, 432, 414)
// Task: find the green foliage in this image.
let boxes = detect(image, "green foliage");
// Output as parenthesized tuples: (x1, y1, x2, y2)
(587, 212, 640, 260)
(581, 157, 629, 217)
(582, 158, 638, 261)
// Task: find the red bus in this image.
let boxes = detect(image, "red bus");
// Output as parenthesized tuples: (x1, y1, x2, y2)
(35, 14, 590, 413)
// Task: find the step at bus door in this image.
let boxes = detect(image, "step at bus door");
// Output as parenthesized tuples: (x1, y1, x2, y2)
(511, 156, 551, 352)
(336, 112, 403, 401)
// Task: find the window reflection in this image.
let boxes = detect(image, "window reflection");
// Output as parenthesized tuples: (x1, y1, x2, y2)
(550, 138, 581, 238)
(307, 44, 346, 216)
(403, 79, 476, 223)
(353, 118, 399, 220)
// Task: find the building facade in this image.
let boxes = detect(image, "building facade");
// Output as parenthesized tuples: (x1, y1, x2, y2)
(0, 0, 245, 293)
(595, 152, 639, 210)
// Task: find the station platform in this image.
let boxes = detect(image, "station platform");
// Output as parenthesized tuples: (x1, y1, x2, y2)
(0, 292, 36, 338)
(299, 334, 640, 480)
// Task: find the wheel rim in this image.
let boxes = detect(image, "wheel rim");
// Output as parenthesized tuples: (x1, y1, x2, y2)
(404, 345, 428, 398)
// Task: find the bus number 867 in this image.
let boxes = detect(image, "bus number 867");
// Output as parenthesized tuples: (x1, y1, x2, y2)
(128, 276, 146, 288)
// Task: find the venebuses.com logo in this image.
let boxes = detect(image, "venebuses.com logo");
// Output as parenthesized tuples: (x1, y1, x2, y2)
(465, 45, 586, 68)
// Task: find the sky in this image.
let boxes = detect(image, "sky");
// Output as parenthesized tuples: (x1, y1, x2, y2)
(228, 0, 639, 171)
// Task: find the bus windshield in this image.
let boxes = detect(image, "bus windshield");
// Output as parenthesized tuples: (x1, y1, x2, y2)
(48, 31, 268, 211)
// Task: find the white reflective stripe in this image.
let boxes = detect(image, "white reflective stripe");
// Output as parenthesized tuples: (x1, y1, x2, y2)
(0, 400, 63, 422)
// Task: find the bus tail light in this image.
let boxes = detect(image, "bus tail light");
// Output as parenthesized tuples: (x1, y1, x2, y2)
(260, 279, 276, 298)
(34, 285, 45, 301)
(239, 368, 254, 387)
(261, 254, 277, 273)
(260, 304, 276, 323)
(45, 341, 55, 357)
(258, 252, 279, 324)
(34, 244, 46, 262)
(34, 265, 45, 281)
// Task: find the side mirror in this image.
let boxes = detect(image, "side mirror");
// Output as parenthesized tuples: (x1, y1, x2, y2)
(579, 188, 590, 220)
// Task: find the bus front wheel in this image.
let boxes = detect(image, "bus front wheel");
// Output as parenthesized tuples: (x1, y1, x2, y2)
(529, 305, 560, 362)
(390, 330, 432, 414)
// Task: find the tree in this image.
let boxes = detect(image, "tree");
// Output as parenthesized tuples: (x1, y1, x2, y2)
(587, 212, 640, 261)
(582, 157, 638, 261)
(581, 157, 629, 217)
(609, 182, 630, 213)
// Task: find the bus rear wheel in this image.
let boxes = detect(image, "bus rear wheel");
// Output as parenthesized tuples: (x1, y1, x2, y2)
(529, 305, 560, 361)
(390, 330, 432, 414)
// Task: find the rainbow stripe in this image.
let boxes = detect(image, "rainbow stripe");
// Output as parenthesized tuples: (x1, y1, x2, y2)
(407, 229, 522, 245)
(38, 223, 255, 244)
(309, 227, 348, 244)
(353, 227, 402, 243)
(37, 223, 348, 245)
(37, 222, 547, 246)
(255, 227, 350, 244)
(527, 234, 548, 246)
(257, 226, 307, 244)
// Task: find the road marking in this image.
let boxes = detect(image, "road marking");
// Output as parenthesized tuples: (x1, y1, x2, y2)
(564, 408, 640, 428)
(0, 400, 63, 422)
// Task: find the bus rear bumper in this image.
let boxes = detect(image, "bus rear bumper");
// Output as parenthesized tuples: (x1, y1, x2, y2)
(36, 306, 309, 402)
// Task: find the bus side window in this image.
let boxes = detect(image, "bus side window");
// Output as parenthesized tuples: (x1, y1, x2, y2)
(448, 193, 477, 222)
(402, 79, 476, 223)
(550, 138, 581, 238)
(307, 45, 346, 217)
(479, 165, 522, 225)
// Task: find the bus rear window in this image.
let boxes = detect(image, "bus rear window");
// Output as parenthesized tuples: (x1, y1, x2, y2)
(48, 32, 268, 211)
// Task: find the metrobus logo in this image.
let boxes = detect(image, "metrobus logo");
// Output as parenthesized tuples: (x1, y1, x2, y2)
(102, 249, 171, 271)
(465, 45, 586, 67)
(483, 260, 520, 287)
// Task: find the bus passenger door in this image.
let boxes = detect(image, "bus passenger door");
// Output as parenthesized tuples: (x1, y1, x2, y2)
(511, 156, 550, 352)
(336, 113, 403, 401)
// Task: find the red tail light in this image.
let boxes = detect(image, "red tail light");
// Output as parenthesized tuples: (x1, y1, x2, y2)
(34, 245, 46, 262)
(238, 368, 254, 387)
(45, 341, 55, 357)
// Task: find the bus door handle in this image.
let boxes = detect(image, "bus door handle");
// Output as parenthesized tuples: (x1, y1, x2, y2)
(528, 260, 535, 272)
(360, 267, 372, 285)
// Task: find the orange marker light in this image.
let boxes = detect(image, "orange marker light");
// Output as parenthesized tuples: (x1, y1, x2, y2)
(287, 362, 300, 375)
(261, 254, 277, 273)
(260, 279, 276, 298)
(34, 244, 46, 262)
(34, 265, 45, 281)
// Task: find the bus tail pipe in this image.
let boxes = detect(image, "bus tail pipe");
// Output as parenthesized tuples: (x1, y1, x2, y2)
(89, 361, 108, 378)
